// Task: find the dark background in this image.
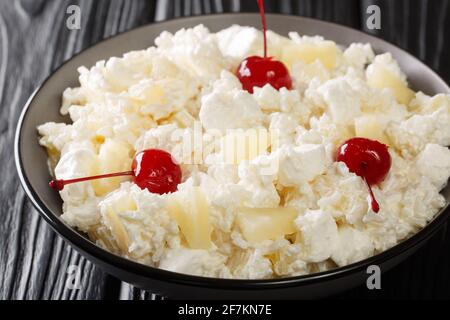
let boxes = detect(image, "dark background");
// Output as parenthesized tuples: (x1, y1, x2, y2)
(1, 0, 450, 300)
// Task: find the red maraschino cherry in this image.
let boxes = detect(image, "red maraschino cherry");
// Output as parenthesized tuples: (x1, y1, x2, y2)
(236, 0, 292, 93)
(335, 137, 392, 213)
(237, 56, 292, 93)
(49, 149, 182, 195)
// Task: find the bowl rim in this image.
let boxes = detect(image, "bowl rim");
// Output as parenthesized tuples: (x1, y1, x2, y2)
(14, 12, 450, 290)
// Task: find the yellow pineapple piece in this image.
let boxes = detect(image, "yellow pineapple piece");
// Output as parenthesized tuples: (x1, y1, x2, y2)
(281, 41, 339, 70)
(104, 207, 130, 253)
(172, 109, 195, 128)
(92, 134, 105, 145)
(98, 194, 137, 253)
(130, 83, 167, 105)
(114, 195, 138, 212)
(46, 145, 60, 172)
(237, 207, 299, 243)
(167, 187, 211, 249)
(265, 252, 280, 265)
(367, 64, 414, 105)
(91, 135, 106, 153)
(88, 225, 120, 253)
(354, 115, 390, 145)
(92, 140, 132, 196)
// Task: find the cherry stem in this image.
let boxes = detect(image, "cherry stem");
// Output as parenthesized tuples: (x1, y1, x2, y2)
(257, 0, 267, 58)
(364, 177, 380, 213)
(49, 171, 134, 191)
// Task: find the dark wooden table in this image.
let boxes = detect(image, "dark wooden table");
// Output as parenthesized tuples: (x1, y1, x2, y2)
(1, 0, 450, 300)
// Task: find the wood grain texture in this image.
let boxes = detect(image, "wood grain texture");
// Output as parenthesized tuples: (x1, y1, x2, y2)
(0, 0, 449, 300)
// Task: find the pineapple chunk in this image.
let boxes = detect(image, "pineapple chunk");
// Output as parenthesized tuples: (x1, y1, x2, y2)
(104, 206, 130, 253)
(129, 82, 167, 105)
(281, 41, 339, 70)
(237, 207, 299, 243)
(46, 145, 60, 173)
(88, 225, 119, 253)
(92, 134, 106, 146)
(92, 140, 132, 196)
(367, 64, 414, 105)
(114, 194, 138, 212)
(98, 194, 137, 253)
(172, 109, 195, 128)
(167, 187, 211, 249)
(354, 115, 390, 145)
(221, 129, 270, 165)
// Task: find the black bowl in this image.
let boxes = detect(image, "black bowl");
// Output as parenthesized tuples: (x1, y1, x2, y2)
(14, 14, 450, 299)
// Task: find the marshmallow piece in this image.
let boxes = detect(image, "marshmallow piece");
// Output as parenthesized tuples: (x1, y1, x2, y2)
(331, 225, 374, 267)
(278, 144, 327, 186)
(343, 43, 375, 70)
(295, 210, 339, 262)
(200, 74, 263, 132)
(216, 25, 260, 60)
(54, 148, 98, 205)
(416, 143, 450, 189)
(159, 248, 228, 278)
(317, 78, 361, 125)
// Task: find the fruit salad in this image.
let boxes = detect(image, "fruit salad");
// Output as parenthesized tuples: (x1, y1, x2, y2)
(38, 23, 450, 279)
